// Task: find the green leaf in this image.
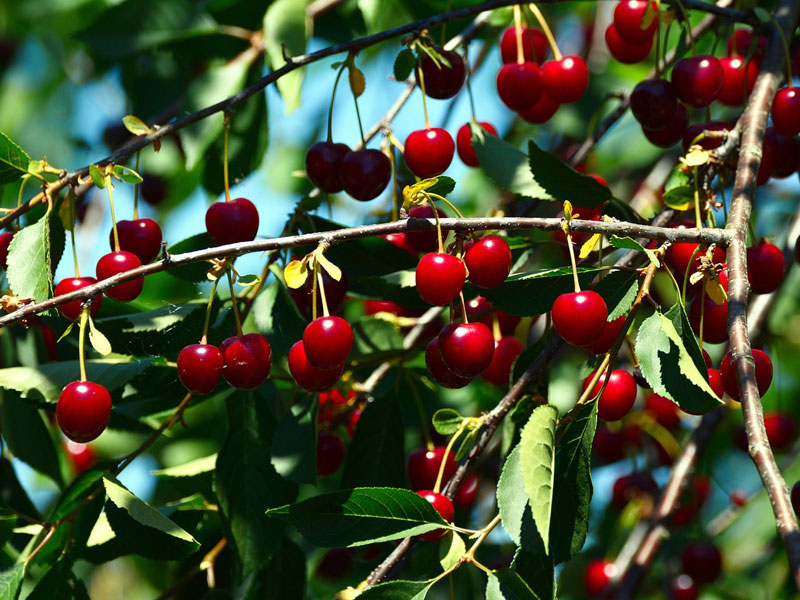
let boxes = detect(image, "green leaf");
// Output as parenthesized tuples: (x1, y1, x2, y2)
(432, 408, 463, 435)
(253, 280, 307, 357)
(424, 175, 456, 198)
(6, 210, 59, 303)
(0, 131, 30, 184)
(271, 394, 317, 485)
(496, 445, 543, 552)
(472, 127, 544, 197)
(87, 318, 112, 356)
(608, 236, 660, 267)
(164, 233, 214, 282)
(342, 396, 405, 489)
(519, 405, 558, 552)
(244, 537, 306, 600)
(265, 487, 450, 547)
(122, 115, 152, 136)
(513, 548, 555, 600)
(438, 531, 465, 571)
(591, 271, 638, 321)
(356, 579, 435, 600)
(486, 568, 543, 600)
(112, 165, 143, 184)
(89, 165, 105, 188)
(359, 270, 430, 310)
(0, 563, 24, 600)
(394, 48, 415, 81)
(264, 0, 309, 113)
(352, 317, 404, 356)
(27, 557, 89, 600)
(152, 454, 217, 479)
(215, 387, 297, 575)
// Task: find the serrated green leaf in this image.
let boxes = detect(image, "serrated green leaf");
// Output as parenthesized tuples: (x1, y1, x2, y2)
(520, 405, 558, 551)
(472, 126, 544, 197)
(6, 210, 59, 303)
(244, 537, 306, 600)
(0, 563, 24, 600)
(497, 445, 544, 552)
(356, 579, 435, 600)
(89, 165, 105, 188)
(432, 408, 463, 435)
(27, 557, 89, 600)
(486, 567, 544, 600)
(424, 175, 456, 198)
(528, 140, 615, 207)
(113, 165, 143, 184)
(438, 531, 465, 571)
(0, 131, 30, 185)
(152, 454, 217, 478)
(342, 396, 405, 489)
(592, 270, 638, 321)
(264, 0, 309, 113)
(608, 236, 660, 267)
(394, 48, 415, 81)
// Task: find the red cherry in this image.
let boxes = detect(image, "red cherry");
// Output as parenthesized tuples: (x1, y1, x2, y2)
(406, 205, 446, 254)
(205, 197, 259, 246)
(340, 149, 391, 201)
(682, 121, 733, 151)
(425, 337, 471, 389)
(792, 481, 800, 516)
(671, 575, 699, 600)
(55, 277, 103, 321)
(708, 368, 725, 399)
(177, 343, 223, 394)
(645, 393, 680, 429)
(671, 55, 724, 107)
(288, 341, 342, 392)
(407, 446, 457, 490)
(382, 232, 418, 256)
(772, 87, 800, 136)
(303, 316, 353, 370)
(681, 542, 722, 584)
(669, 242, 725, 278)
(454, 473, 479, 508)
(220, 333, 272, 390)
(466, 296, 521, 335)
(642, 102, 688, 147)
(417, 48, 466, 100)
(482, 337, 524, 386)
(364, 300, 420, 318)
(541, 56, 589, 104)
(464, 235, 511, 288)
(456, 121, 497, 167)
(111, 218, 162, 264)
(437, 322, 495, 378)
(613, 1, 658, 43)
(57, 381, 112, 443)
(765, 128, 800, 178)
(727, 28, 765, 57)
(96, 250, 143, 302)
(416, 490, 454, 541)
(719, 348, 772, 400)
(583, 315, 626, 355)
(688, 295, 728, 345)
(289, 269, 348, 318)
(747, 241, 784, 294)
(305, 141, 350, 192)
(346, 407, 362, 437)
(702, 349, 713, 367)
(718, 56, 758, 106)
(317, 431, 345, 476)
(583, 369, 637, 421)
(140, 174, 167, 206)
(496, 62, 542, 111)
(673, 475, 711, 526)
(500, 27, 548, 64)
(416, 253, 466, 306)
(631, 79, 678, 130)
(593, 426, 627, 464)
(552, 291, 608, 347)
(612, 472, 658, 509)
(764, 412, 797, 451)
(404, 128, 455, 179)
(584, 559, 617, 597)
(64, 440, 97, 474)
(0, 231, 14, 269)
(605, 24, 653, 64)
(517, 93, 560, 123)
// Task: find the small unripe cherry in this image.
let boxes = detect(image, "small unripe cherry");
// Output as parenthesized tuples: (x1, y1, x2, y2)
(583, 369, 637, 421)
(552, 291, 608, 347)
(463, 235, 512, 288)
(415, 253, 466, 306)
(415, 490, 454, 542)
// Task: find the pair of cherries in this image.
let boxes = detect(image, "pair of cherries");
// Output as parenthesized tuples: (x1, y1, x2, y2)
(305, 142, 391, 201)
(425, 320, 496, 389)
(177, 333, 273, 394)
(605, 1, 658, 65)
(289, 316, 353, 393)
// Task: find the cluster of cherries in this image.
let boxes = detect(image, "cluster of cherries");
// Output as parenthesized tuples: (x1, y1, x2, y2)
(604, 0, 659, 65)
(315, 388, 363, 477)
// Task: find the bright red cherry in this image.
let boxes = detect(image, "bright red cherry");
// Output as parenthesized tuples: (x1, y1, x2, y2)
(57, 381, 112, 443)
(0, 231, 14, 269)
(671, 55, 723, 107)
(500, 26, 548, 64)
(605, 24, 653, 64)
(382, 232, 418, 256)
(772, 87, 800, 136)
(682, 121, 733, 151)
(764, 412, 797, 451)
(671, 575, 699, 600)
(583, 369, 637, 421)
(303, 316, 353, 370)
(541, 56, 589, 104)
(406, 205, 446, 254)
(416, 490, 454, 542)
(464, 235, 511, 288)
(111, 218, 162, 264)
(288, 341, 342, 392)
(305, 141, 350, 192)
(55, 277, 102, 321)
(517, 93, 560, 123)
(317, 431, 345, 476)
(688, 295, 728, 344)
(552, 291, 608, 347)
(407, 446, 457, 490)
(496, 62, 542, 111)
(718, 56, 758, 106)
(583, 315, 626, 355)
(289, 269, 348, 318)
(404, 128, 455, 179)
(669, 242, 725, 277)
(719, 348, 772, 400)
(747, 241, 784, 294)
(205, 197, 259, 246)
(645, 393, 681, 429)
(437, 322, 495, 378)
(792, 481, 800, 516)
(642, 102, 688, 147)
(64, 440, 97, 474)
(482, 336, 523, 386)
(220, 333, 272, 390)
(96, 250, 143, 302)
(612, 472, 658, 509)
(340, 149, 391, 201)
(584, 559, 617, 597)
(708, 367, 725, 399)
(454, 473, 479, 508)
(613, 1, 658, 43)
(177, 343, 224, 394)
(416, 253, 466, 306)
(681, 542, 722, 584)
(456, 121, 497, 167)
(425, 337, 471, 389)
(417, 48, 466, 99)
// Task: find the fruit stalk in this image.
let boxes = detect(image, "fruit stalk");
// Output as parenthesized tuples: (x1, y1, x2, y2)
(528, 3, 561, 60)
(78, 308, 89, 382)
(106, 176, 120, 252)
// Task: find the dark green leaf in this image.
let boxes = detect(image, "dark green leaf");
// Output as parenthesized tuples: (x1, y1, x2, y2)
(263, 0, 308, 113)
(342, 396, 405, 488)
(352, 317, 404, 355)
(0, 563, 24, 600)
(252, 280, 307, 357)
(356, 579, 435, 599)
(591, 271, 638, 322)
(244, 537, 306, 600)
(432, 408, 463, 435)
(472, 127, 543, 197)
(513, 548, 555, 600)
(520, 405, 557, 551)
(165, 233, 214, 282)
(607, 236, 660, 267)
(7, 210, 59, 303)
(0, 132, 30, 184)
(358, 270, 430, 310)
(393, 48, 415, 81)
(486, 568, 543, 600)
(27, 557, 89, 600)
(152, 454, 217, 479)
(271, 395, 317, 485)
(0, 458, 40, 521)
(424, 175, 456, 198)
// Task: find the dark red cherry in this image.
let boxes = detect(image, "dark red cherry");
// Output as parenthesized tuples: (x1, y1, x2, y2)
(111, 218, 162, 264)
(541, 56, 589, 104)
(0, 231, 13, 269)
(673, 476, 711, 526)
(220, 333, 272, 390)
(464, 235, 512, 288)
(583, 369, 637, 421)
(765, 128, 800, 178)
(612, 472, 658, 509)
(316, 547, 353, 580)
(772, 87, 800, 136)
(593, 426, 626, 464)
(303, 316, 353, 370)
(416, 253, 466, 306)
(517, 93, 560, 123)
(407, 446, 457, 490)
(340, 149, 391, 201)
(57, 381, 112, 443)
(425, 338, 471, 389)
(583, 315, 626, 355)
(417, 48, 466, 100)
(500, 26, 548, 64)
(764, 412, 797, 451)
(718, 56, 758, 106)
(406, 205, 446, 254)
(317, 431, 345, 476)
(404, 128, 454, 179)
(708, 367, 725, 399)
(605, 24, 653, 64)
(720, 349, 772, 400)
(584, 559, 617, 597)
(682, 121, 733, 151)
(613, 1, 658, 43)
(668, 242, 725, 277)
(364, 300, 421, 318)
(96, 250, 143, 302)
(288, 268, 348, 318)
(747, 241, 784, 294)
(456, 121, 498, 167)
(454, 473, 479, 508)
(288, 341, 342, 392)
(482, 336, 523, 385)
(681, 542, 722, 584)
(688, 295, 728, 344)
(552, 291, 608, 347)
(55, 277, 102, 321)
(438, 322, 495, 378)
(757, 131, 776, 185)
(416, 490, 454, 541)
(305, 141, 350, 192)
(645, 393, 680, 429)
(642, 102, 688, 147)
(177, 343, 224, 394)
(792, 481, 800, 516)
(496, 62, 542, 111)
(671, 55, 723, 107)
(631, 79, 678, 130)
(727, 28, 765, 57)
(382, 232, 418, 256)
(140, 173, 167, 206)
(205, 197, 259, 246)
(671, 575, 699, 600)
(64, 440, 97, 474)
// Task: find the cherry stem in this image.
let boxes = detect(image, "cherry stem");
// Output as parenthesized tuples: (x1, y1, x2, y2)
(459, 292, 469, 324)
(770, 15, 794, 83)
(430, 193, 466, 219)
(106, 176, 120, 252)
(433, 426, 463, 493)
(68, 191, 79, 277)
(200, 278, 220, 345)
(328, 61, 348, 143)
(133, 151, 141, 220)
(439, 0, 454, 45)
(383, 136, 400, 221)
(513, 5, 525, 65)
(226, 268, 243, 337)
(406, 372, 434, 451)
(317, 271, 330, 317)
(693, 166, 703, 229)
(311, 259, 319, 321)
(417, 60, 432, 130)
(15, 175, 31, 233)
(673, 0, 697, 55)
(681, 245, 700, 305)
(464, 513, 502, 560)
(528, 3, 561, 61)
(463, 46, 478, 122)
(78, 308, 89, 382)
(223, 115, 232, 203)
(491, 314, 501, 341)
(565, 226, 581, 293)
(352, 83, 366, 146)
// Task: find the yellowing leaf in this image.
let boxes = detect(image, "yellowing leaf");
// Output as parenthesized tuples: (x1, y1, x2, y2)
(706, 277, 727, 306)
(315, 252, 342, 282)
(122, 115, 153, 136)
(579, 233, 602, 258)
(88, 317, 112, 356)
(684, 149, 710, 166)
(640, 2, 657, 29)
(348, 64, 366, 99)
(284, 258, 309, 289)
